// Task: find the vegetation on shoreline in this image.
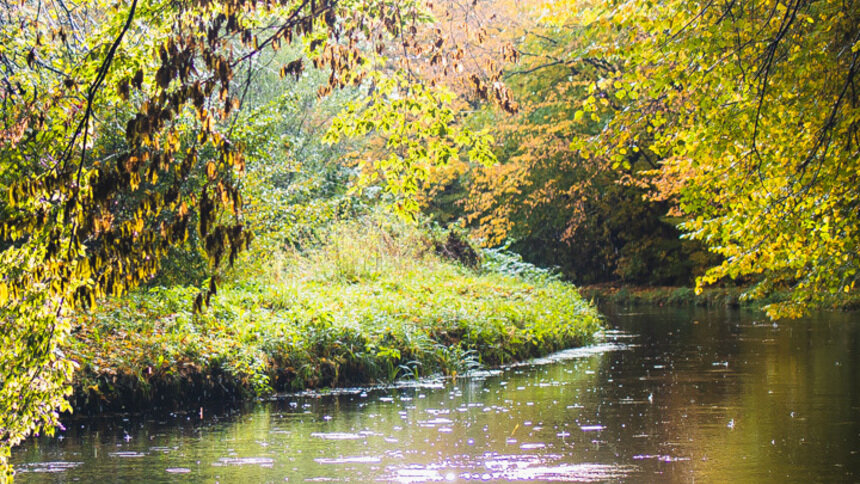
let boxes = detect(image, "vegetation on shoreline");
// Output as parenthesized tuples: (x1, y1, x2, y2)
(68, 218, 601, 412)
(581, 286, 860, 313)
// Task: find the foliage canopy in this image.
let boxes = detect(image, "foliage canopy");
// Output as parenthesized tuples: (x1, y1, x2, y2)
(533, 0, 858, 316)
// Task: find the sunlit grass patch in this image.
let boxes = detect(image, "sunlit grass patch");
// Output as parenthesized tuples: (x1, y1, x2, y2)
(69, 216, 601, 410)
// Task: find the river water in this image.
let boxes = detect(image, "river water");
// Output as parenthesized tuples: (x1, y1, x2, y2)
(12, 306, 859, 482)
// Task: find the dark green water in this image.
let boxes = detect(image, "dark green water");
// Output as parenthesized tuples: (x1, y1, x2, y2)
(12, 307, 860, 482)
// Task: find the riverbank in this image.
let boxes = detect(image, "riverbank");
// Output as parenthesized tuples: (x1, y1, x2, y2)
(579, 286, 751, 309)
(579, 285, 860, 312)
(68, 219, 602, 412)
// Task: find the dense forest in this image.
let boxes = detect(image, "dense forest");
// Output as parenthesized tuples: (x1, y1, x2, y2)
(1, 0, 857, 480)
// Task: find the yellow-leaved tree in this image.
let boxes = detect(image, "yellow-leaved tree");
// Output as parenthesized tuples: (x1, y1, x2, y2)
(549, 0, 860, 317)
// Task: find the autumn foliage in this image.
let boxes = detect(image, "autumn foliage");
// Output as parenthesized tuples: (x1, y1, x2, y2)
(1, 0, 858, 479)
(419, 0, 858, 313)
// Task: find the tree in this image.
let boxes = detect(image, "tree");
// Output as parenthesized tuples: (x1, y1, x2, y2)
(410, 1, 713, 284)
(549, 0, 859, 317)
(0, 0, 494, 479)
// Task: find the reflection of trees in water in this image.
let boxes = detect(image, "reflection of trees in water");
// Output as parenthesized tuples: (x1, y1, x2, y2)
(601, 308, 858, 482)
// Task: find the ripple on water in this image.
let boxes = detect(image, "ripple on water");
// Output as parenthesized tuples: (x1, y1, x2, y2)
(633, 454, 691, 462)
(16, 461, 83, 473)
(148, 446, 176, 453)
(519, 443, 546, 450)
(579, 425, 606, 432)
(390, 468, 456, 483)
(315, 456, 383, 464)
(108, 451, 146, 458)
(213, 457, 274, 466)
(508, 343, 630, 369)
(418, 417, 454, 426)
(387, 454, 635, 483)
(495, 463, 637, 482)
(310, 432, 364, 440)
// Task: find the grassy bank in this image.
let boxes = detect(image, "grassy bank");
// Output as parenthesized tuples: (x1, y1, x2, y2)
(579, 286, 751, 309)
(68, 218, 601, 411)
(580, 285, 860, 312)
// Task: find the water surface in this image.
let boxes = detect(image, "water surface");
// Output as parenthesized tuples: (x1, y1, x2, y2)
(13, 306, 859, 482)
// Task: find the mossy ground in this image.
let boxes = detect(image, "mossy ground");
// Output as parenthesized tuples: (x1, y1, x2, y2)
(69, 217, 601, 411)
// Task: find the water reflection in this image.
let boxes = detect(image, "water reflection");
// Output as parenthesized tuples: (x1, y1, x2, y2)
(12, 307, 859, 482)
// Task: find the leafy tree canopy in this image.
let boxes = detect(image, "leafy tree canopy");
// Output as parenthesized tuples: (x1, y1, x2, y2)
(410, 0, 714, 284)
(547, 0, 859, 317)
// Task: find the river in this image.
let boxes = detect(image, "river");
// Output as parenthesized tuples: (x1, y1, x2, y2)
(11, 306, 859, 482)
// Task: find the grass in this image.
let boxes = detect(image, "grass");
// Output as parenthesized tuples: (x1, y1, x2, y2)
(68, 216, 602, 411)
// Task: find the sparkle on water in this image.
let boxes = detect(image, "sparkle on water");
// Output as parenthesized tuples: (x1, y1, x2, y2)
(11, 306, 860, 482)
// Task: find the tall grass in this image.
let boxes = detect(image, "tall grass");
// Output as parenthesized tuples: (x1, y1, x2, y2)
(69, 215, 602, 411)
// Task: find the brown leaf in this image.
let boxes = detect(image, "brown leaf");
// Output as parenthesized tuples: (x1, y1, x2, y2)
(132, 69, 144, 89)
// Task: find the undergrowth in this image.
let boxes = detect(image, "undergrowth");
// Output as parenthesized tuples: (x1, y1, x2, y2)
(69, 215, 602, 411)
